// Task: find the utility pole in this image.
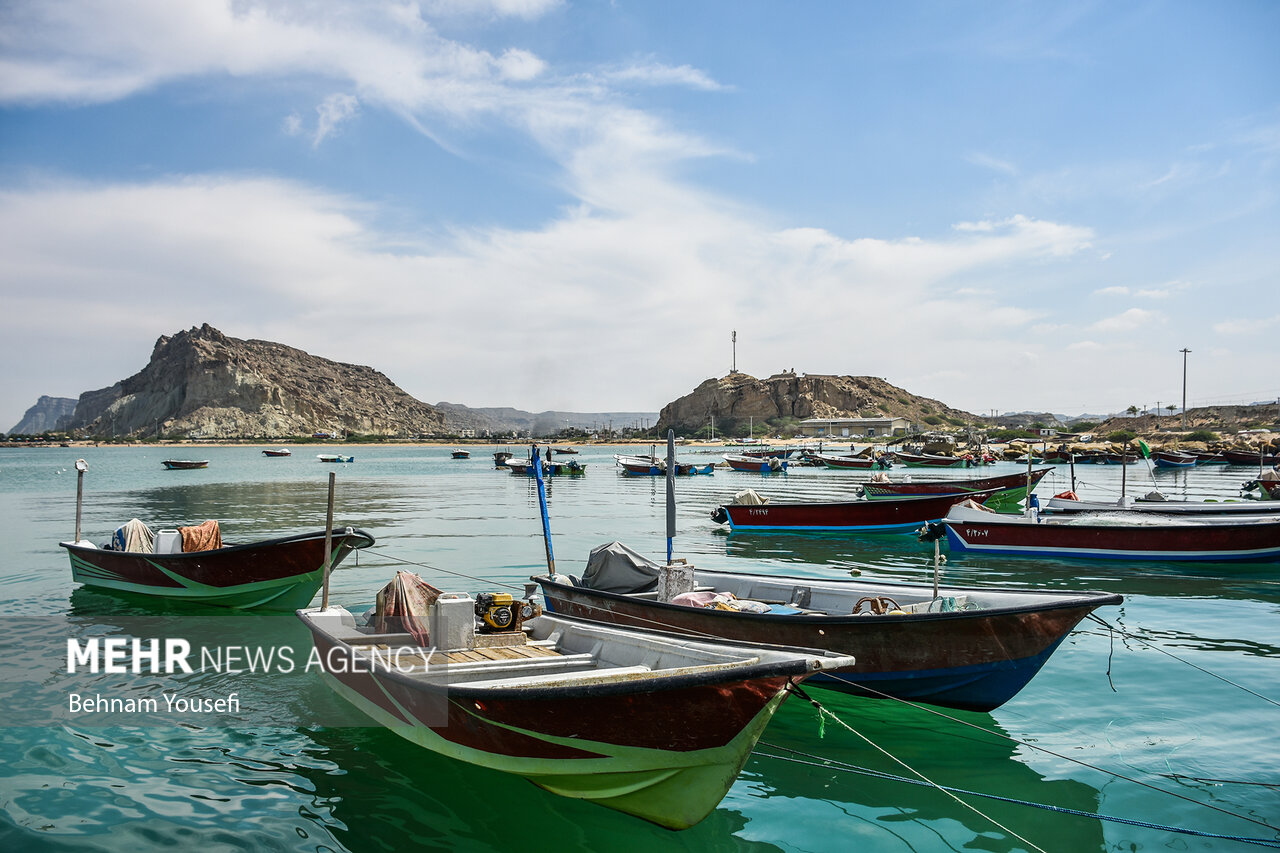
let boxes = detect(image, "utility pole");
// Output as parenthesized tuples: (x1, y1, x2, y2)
(1180, 348, 1191, 431)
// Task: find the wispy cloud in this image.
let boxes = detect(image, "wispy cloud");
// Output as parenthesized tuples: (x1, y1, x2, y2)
(1090, 307, 1162, 333)
(965, 152, 1018, 176)
(1213, 314, 1280, 335)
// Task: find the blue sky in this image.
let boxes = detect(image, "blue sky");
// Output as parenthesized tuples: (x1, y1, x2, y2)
(2, 0, 1277, 431)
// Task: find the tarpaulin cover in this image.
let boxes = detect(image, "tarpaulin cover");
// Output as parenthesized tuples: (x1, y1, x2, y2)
(580, 541, 660, 594)
(179, 520, 222, 552)
(375, 571, 442, 646)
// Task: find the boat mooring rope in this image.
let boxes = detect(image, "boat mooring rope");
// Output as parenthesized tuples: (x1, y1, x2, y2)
(1085, 613, 1280, 708)
(785, 683, 1051, 852)
(363, 549, 530, 594)
(754, 738, 1280, 849)
(801, 675, 1280, 841)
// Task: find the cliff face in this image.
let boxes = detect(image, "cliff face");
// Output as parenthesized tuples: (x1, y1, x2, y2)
(8, 395, 78, 434)
(62, 324, 445, 439)
(657, 372, 977, 433)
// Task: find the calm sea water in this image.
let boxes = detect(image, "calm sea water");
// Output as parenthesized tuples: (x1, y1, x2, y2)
(1, 445, 1277, 852)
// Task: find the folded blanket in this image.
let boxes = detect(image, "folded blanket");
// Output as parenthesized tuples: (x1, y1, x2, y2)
(179, 520, 222, 552)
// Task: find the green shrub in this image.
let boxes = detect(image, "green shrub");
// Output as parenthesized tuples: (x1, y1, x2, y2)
(1186, 430, 1219, 442)
(1106, 429, 1137, 443)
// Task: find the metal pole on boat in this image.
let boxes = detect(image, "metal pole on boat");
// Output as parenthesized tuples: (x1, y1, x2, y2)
(1025, 452, 1032, 515)
(1121, 442, 1128, 501)
(321, 472, 335, 610)
(74, 459, 87, 542)
(666, 429, 676, 565)
(1069, 453, 1076, 493)
(532, 444, 556, 574)
(932, 539, 941, 599)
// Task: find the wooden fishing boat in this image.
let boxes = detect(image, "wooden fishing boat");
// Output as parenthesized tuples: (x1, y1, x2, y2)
(62, 527, 375, 609)
(862, 468, 1051, 506)
(507, 458, 587, 476)
(552, 447, 579, 455)
(894, 451, 970, 468)
(296, 590, 853, 829)
(737, 448, 794, 459)
(1221, 449, 1280, 466)
(710, 488, 1003, 532)
(942, 504, 1280, 561)
(1152, 450, 1197, 469)
(317, 454, 355, 463)
(724, 454, 787, 473)
(534, 551, 1121, 712)
(494, 450, 514, 468)
(1187, 450, 1228, 464)
(615, 454, 713, 476)
(162, 459, 208, 469)
(1244, 475, 1280, 501)
(451, 449, 471, 459)
(813, 453, 874, 469)
(1041, 494, 1280, 516)
(262, 448, 292, 457)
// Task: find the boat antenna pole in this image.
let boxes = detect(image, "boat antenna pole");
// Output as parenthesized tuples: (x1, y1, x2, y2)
(74, 459, 87, 542)
(1121, 442, 1128, 501)
(1024, 452, 1033, 517)
(532, 444, 556, 574)
(321, 471, 335, 609)
(666, 429, 676, 565)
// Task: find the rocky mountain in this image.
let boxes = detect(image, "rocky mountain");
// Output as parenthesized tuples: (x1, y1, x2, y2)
(8, 395, 78, 435)
(434, 402, 659, 436)
(60, 324, 446, 439)
(657, 371, 978, 434)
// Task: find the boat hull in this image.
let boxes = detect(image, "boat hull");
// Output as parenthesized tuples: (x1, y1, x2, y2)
(862, 468, 1050, 507)
(62, 528, 375, 609)
(944, 514, 1280, 561)
(162, 460, 208, 469)
(895, 452, 969, 468)
(299, 611, 835, 829)
(717, 489, 1001, 532)
(537, 576, 1118, 712)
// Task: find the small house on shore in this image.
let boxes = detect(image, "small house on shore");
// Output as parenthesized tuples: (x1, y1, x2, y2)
(799, 416, 910, 438)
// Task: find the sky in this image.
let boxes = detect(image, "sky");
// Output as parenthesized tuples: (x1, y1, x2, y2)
(1, 0, 1278, 431)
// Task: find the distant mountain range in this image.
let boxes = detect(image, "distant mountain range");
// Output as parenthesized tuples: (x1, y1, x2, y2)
(432, 402, 659, 436)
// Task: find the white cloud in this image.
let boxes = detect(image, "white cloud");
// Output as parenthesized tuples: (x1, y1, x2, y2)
(314, 93, 360, 146)
(1213, 314, 1280, 336)
(601, 62, 725, 91)
(1090, 307, 1161, 333)
(965, 152, 1018, 175)
(1094, 285, 1128, 295)
(496, 48, 546, 81)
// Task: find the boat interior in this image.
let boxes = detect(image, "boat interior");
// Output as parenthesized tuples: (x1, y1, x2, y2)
(303, 605, 815, 690)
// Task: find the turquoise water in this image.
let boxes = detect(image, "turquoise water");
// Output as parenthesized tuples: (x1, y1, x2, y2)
(1, 445, 1277, 851)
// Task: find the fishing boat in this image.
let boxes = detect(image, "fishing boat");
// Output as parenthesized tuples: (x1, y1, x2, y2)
(861, 468, 1052, 507)
(893, 451, 970, 468)
(507, 457, 587, 477)
(941, 503, 1280, 561)
(262, 448, 292, 457)
(451, 449, 471, 459)
(615, 454, 713, 476)
(813, 453, 874, 469)
(1041, 494, 1280, 516)
(737, 448, 795, 459)
(1221, 449, 1280, 466)
(1152, 450, 1197, 469)
(162, 459, 208, 470)
(296, 578, 854, 829)
(552, 447, 579, 455)
(1187, 450, 1228, 464)
(533, 545, 1121, 712)
(724, 454, 787, 473)
(1244, 473, 1280, 501)
(494, 450, 514, 468)
(317, 454, 355, 463)
(63, 526, 374, 609)
(710, 487, 1003, 532)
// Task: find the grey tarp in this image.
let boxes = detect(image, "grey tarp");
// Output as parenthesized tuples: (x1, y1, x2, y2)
(580, 541, 661, 594)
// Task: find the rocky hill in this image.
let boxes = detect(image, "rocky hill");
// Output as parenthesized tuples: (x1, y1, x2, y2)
(9, 395, 77, 435)
(60, 324, 446, 439)
(657, 371, 978, 434)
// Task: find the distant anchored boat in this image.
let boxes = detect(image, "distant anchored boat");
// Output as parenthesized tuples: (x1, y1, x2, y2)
(262, 448, 292, 457)
(317, 454, 354, 463)
(162, 459, 208, 470)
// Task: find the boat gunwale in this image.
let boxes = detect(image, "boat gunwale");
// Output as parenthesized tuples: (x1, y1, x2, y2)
(532, 572, 1123, 626)
(60, 527, 376, 558)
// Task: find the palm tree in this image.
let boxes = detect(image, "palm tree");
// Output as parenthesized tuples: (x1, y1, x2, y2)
(1126, 405, 1139, 418)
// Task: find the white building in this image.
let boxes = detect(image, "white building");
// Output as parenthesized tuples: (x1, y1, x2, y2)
(799, 416, 910, 438)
